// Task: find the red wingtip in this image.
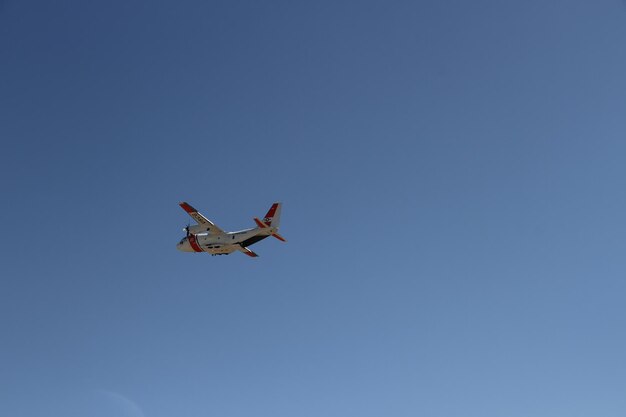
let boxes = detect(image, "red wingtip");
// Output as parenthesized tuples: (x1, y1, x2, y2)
(179, 202, 196, 213)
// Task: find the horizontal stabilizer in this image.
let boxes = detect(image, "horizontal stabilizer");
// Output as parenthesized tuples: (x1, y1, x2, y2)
(271, 233, 287, 242)
(253, 218, 286, 242)
(254, 217, 268, 228)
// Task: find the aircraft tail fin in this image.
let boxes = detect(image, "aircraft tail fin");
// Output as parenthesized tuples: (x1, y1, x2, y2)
(262, 202, 282, 228)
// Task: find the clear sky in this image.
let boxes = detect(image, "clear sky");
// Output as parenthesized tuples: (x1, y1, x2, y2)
(1, 1, 625, 416)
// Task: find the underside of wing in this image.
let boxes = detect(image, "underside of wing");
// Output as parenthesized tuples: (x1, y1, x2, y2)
(179, 202, 225, 235)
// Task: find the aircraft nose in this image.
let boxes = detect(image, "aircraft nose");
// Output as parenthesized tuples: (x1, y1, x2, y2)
(176, 238, 191, 252)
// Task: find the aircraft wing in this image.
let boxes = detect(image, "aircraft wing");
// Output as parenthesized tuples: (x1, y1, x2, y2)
(179, 202, 225, 235)
(237, 246, 259, 257)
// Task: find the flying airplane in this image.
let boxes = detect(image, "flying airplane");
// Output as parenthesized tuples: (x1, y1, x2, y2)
(176, 202, 286, 257)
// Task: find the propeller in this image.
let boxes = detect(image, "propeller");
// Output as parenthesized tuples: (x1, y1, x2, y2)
(183, 222, 190, 237)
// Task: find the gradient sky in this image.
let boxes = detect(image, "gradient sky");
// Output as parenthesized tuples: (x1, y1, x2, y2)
(1, 1, 626, 416)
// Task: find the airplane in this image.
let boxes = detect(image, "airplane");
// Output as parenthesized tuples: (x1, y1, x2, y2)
(176, 202, 286, 257)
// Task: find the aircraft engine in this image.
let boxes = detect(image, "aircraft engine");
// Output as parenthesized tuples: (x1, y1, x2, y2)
(185, 224, 211, 235)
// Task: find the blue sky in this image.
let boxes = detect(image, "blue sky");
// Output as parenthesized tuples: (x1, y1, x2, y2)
(1, 1, 625, 416)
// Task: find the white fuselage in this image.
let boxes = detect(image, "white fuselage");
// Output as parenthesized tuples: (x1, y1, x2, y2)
(176, 227, 274, 255)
